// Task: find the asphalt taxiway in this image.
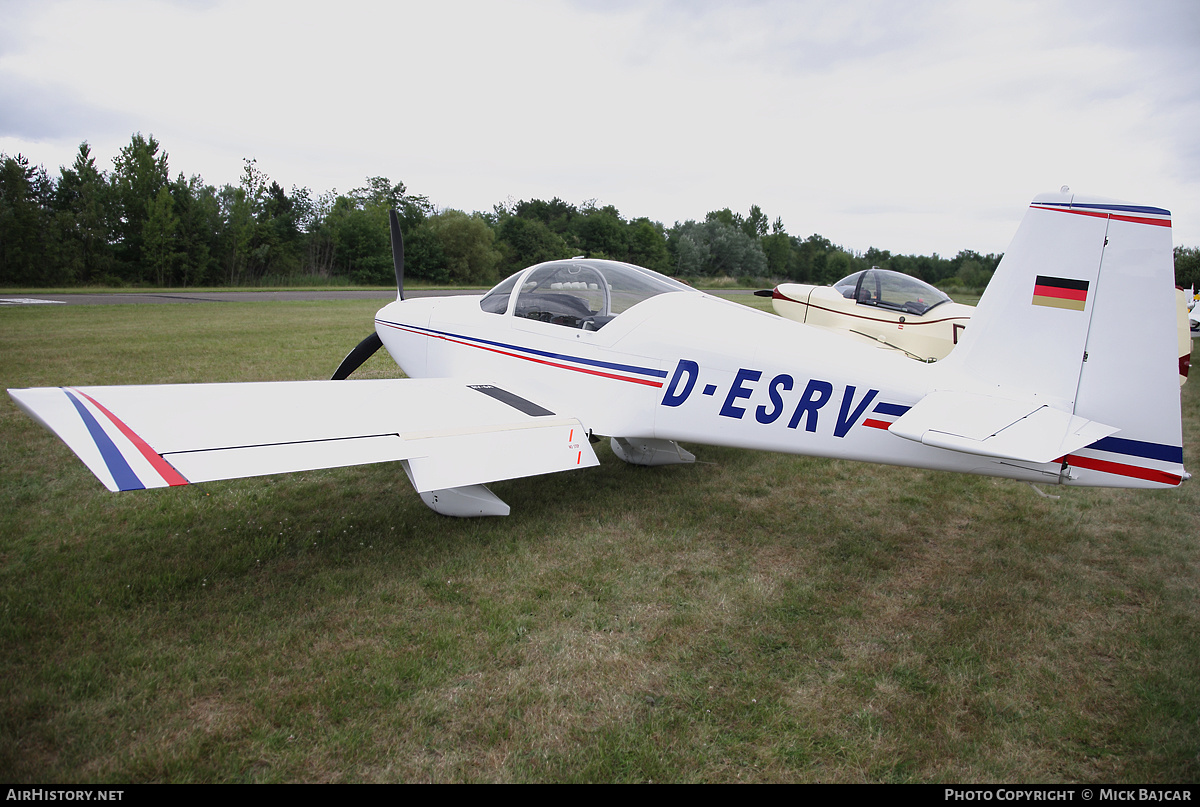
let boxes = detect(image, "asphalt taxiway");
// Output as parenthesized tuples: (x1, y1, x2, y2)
(0, 289, 472, 306)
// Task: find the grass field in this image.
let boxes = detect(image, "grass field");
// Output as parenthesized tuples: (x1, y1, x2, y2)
(1, 299, 1196, 783)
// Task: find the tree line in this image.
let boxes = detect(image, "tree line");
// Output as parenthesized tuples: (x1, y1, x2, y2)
(3, 132, 1196, 291)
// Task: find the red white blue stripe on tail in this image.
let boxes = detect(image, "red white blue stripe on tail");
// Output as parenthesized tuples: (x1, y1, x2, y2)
(1028, 200, 1172, 228)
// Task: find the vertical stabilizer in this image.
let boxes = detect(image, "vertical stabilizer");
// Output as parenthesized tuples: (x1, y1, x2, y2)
(939, 191, 1185, 488)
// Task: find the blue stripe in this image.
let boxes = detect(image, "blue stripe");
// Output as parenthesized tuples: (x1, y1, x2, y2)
(873, 402, 911, 417)
(378, 320, 669, 379)
(1033, 201, 1171, 217)
(1086, 436, 1183, 464)
(64, 390, 144, 491)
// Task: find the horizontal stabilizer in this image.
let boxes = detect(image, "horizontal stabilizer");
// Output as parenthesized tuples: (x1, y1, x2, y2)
(889, 390, 1118, 464)
(8, 379, 598, 493)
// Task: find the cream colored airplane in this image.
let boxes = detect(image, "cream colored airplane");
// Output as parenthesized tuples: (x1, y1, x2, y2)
(766, 265, 1191, 385)
(763, 268, 973, 363)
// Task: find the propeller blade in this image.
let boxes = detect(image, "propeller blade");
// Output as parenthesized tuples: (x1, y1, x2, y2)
(331, 332, 384, 380)
(389, 209, 405, 300)
(754, 289, 775, 298)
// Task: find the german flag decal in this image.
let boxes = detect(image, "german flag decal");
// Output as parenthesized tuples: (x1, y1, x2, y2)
(1032, 275, 1089, 311)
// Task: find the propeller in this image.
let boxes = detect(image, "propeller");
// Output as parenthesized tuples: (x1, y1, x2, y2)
(331, 209, 405, 380)
(389, 208, 405, 301)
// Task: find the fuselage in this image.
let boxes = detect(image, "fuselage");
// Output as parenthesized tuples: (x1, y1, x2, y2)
(373, 288, 1082, 487)
(366, 237, 1186, 494)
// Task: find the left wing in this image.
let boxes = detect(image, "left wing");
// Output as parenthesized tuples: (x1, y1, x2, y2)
(8, 379, 598, 493)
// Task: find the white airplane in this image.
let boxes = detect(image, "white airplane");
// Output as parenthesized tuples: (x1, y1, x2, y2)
(8, 191, 1189, 516)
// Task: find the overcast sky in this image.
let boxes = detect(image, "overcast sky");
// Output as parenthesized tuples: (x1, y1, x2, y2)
(2, 0, 1197, 256)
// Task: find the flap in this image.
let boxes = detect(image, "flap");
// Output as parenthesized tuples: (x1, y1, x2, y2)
(888, 389, 1118, 464)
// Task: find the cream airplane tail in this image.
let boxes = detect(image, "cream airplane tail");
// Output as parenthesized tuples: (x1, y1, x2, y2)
(930, 190, 1186, 488)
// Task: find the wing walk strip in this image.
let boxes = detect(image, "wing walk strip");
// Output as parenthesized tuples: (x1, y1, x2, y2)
(378, 320, 667, 388)
(65, 388, 189, 490)
(862, 399, 1182, 484)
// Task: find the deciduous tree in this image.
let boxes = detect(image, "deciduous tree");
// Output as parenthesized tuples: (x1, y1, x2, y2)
(427, 209, 501, 285)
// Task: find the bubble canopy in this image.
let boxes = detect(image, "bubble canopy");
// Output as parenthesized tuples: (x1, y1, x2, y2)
(479, 259, 694, 330)
(833, 268, 952, 316)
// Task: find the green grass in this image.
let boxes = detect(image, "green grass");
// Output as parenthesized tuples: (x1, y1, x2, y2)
(1, 301, 1197, 782)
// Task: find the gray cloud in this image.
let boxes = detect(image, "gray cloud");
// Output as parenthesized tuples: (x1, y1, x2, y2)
(1, 0, 1197, 252)
(0, 76, 126, 141)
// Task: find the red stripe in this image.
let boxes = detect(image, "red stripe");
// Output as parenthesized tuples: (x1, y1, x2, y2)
(71, 389, 189, 486)
(1031, 205, 1171, 228)
(1111, 212, 1171, 228)
(1064, 454, 1182, 486)
(1033, 285, 1087, 302)
(794, 301, 969, 328)
(862, 419, 892, 430)
(383, 323, 664, 388)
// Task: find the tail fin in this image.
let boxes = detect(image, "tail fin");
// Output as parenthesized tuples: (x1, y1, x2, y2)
(940, 191, 1186, 488)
